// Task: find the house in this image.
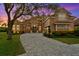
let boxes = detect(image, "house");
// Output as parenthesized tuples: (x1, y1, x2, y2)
(13, 7, 75, 34)
(74, 18, 79, 26)
(13, 16, 44, 33)
(44, 8, 75, 34)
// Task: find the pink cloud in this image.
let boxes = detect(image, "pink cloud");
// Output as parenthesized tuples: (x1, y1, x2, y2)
(0, 16, 8, 21)
(63, 6, 79, 10)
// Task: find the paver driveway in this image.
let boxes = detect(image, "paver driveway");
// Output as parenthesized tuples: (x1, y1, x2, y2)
(20, 33, 79, 56)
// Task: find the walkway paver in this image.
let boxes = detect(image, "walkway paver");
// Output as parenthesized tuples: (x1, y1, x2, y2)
(20, 33, 79, 56)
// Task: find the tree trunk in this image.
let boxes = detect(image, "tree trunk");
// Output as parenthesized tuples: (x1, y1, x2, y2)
(7, 21, 13, 40)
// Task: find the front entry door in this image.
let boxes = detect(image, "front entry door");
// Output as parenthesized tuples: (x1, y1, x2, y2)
(32, 26, 37, 33)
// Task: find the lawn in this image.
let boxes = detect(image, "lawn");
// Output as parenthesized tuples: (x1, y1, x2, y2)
(53, 36, 79, 44)
(0, 32, 25, 56)
(52, 26, 79, 44)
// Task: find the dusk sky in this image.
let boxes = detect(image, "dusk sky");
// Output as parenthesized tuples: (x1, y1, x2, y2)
(0, 3, 79, 21)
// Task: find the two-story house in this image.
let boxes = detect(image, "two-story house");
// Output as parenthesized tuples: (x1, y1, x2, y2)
(43, 7, 75, 34)
(13, 7, 75, 34)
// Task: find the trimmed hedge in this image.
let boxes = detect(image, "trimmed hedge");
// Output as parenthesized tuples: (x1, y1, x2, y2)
(43, 31, 78, 38)
(74, 30, 79, 36)
(53, 31, 74, 36)
(74, 26, 79, 36)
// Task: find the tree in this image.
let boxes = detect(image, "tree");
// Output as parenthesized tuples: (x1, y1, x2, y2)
(29, 3, 61, 25)
(4, 3, 38, 40)
(48, 3, 60, 11)
(3, 3, 61, 40)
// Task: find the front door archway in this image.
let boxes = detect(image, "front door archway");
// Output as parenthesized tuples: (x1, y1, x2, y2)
(32, 25, 38, 33)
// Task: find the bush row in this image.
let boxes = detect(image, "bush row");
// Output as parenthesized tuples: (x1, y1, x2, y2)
(43, 30, 79, 38)
(0, 27, 7, 32)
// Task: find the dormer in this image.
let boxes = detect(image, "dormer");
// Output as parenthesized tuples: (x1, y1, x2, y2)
(58, 12, 67, 21)
(54, 7, 71, 21)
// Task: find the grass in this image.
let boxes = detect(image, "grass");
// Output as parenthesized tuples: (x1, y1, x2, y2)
(0, 32, 25, 56)
(51, 26, 79, 44)
(53, 36, 79, 44)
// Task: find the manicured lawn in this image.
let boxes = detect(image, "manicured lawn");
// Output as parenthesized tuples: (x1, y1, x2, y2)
(0, 32, 25, 56)
(53, 36, 79, 44)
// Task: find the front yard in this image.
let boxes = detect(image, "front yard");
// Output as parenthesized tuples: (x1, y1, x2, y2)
(43, 26, 79, 44)
(53, 36, 79, 44)
(0, 32, 25, 56)
(52, 31, 79, 44)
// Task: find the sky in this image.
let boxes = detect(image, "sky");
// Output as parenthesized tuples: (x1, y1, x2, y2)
(60, 3, 79, 18)
(0, 3, 79, 22)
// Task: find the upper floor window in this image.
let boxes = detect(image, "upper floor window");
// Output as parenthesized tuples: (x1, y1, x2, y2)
(58, 13, 67, 21)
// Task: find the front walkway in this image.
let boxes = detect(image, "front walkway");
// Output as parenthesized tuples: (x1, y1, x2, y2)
(20, 33, 79, 56)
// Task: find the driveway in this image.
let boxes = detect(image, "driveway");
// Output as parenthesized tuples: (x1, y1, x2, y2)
(20, 33, 79, 56)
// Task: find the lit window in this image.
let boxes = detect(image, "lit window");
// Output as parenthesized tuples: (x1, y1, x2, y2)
(13, 25, 15, 30)
(17, 25, 20, 30)
(56, 24, 69, 31)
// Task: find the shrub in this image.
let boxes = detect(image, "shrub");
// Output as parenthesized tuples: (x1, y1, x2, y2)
(43, 32, 53, 38)
(74, 26, 79, 35)
(74, 30, 79, 36)
(43, 31, 77, 38)
(52, 31, 74, 37)
(74, 26, 79, 36)
(43, 32, 48, 37)
(0, 27, 7, 32)
(52, 31, 68, 36)
(53, 32, 61, 36)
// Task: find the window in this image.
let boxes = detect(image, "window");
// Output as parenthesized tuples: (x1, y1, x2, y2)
(17, 25, 20, 30)
(58, 13, 67, 21)
(56, 24, 69, 31)
(13, 25, 15, 30)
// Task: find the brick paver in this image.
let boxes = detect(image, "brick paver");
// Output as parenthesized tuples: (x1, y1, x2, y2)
(20, 33, 79, 56)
